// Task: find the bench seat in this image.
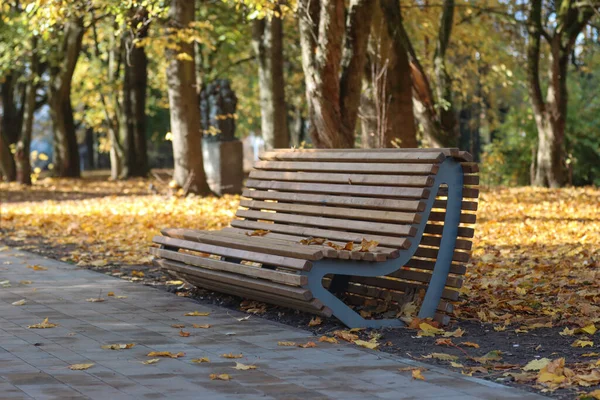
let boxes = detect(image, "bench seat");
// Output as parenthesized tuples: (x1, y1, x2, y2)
(150, 148, 479, 327)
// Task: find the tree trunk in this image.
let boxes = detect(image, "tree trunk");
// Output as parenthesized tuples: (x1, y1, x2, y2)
(124, 7, 149, 176)
(368, 1, 416, 148)
(48, 18, 84, 178)
(166, 0, 211, 194)
(0, 128, 16, 182)
(15, 38, 40, 185)
(0, 73, 24, 145)
(252, 12, 290, 150)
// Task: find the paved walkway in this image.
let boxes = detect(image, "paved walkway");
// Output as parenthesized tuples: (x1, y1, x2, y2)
(0, 248, 545, 400)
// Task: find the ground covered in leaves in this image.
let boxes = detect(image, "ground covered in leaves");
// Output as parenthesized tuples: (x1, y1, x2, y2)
(1, 177, 599, 399)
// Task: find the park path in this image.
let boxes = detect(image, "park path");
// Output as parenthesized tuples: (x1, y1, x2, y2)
(0, 248, 545, 400)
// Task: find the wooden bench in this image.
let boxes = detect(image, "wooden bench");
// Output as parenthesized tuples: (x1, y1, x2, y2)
(150, 148, 479, 328)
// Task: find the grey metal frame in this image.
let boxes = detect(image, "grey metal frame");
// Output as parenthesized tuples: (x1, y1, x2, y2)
(302, 158, 464, 328)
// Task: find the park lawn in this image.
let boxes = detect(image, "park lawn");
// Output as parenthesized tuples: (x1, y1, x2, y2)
(1, 177, 600, 397)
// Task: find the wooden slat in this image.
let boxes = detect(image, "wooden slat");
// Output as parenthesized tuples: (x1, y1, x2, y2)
(245, 180, 430, 199)
(405, 258, 467, 275)
(270, 148, 459, 154)
(236, 210, 417, 237)
(260, 151, 445, 163)
(463, 175, 479, 185)
(160, 228, 322, 262)
(350, 276, 460, 301)
(428, 211, 477, 224)
(414, 247, 471, 263)
(461, 163, 479, 173)
(434, 199, 478, 211)
(390, 269, 464, 288)
(240, 200, 420, 225)
(177, 273, 332, 317)
(437, 186, 479, 199)
(221, 227, 396, 262)
(243, 190, 426, 212)
(254, 161, 439, 175)
(419, 235, 473, 251)
(249, 170, 434, 187)
(153, 235, 312, 270)
(149, 247, 307, 286)
(425, 224, 475, 238)
(155, 259, 313, 300)
(230, 220, 412, 249)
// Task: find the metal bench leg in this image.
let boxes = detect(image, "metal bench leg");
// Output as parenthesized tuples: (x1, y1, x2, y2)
(417, 166, 464, 319)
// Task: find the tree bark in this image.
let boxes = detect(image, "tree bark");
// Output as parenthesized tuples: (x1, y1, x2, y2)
(252, 11, 290, 149)
(48, 18, 84, 178)
(364, 0, 416, 148)
(298, 0, 373, 148)
(15, 37, 40, 185)
(0, 127, 16, 182)
(0, 73, 24, 145)
(166, 0, 211, 194)
(124, 7, 149, 176)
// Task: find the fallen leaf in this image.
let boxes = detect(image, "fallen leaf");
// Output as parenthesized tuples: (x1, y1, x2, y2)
(354, 340, 379, 350)
(28, 318, 58, 329)
(417, 323, 445, 337)
(147, 351, 185, 358)
(179, 330, 191, 337)
(90, 260, 108, 267)
(473, 350, 503, 364)
(578, 324, 598, 335)
(86, 298, 105, 303)
(298, 342, 317, 348)
(233, 362, 257, 370)
(107, 292, 115, 296)
(460, 342, 480, 348)
(450, 362, 464, 368)
(12, 299, 26, 306)
(209, 373, 231, 381)
(412, 369, 425, 380)
(69, 363, 94, 370)
(236, 315, 251, 322)
(172, 324, 185, 329)
(0, 280, 11, 287)
(523, 358, 551, 371)
(131, 270, 144, 277)
(308, 317, 322, 327)
(572, 340, 594, 348)
(359, 238, 378, 252)
(435, 338, 454, 346)
(333, 330, 359, 342)
(192, 324, 211, 329)
(559, 327, 575, 336)
(299, 237, 326, 245)
(27, 265, 47, 271)
(102, 343, 135, 350)
(191, 357, 210, 363)
(585, 389, 600, 399)
(318, 336, 338, 344)
(185, 311, 210, 316)
(422, 353, 458, 361)
(493, 325, 506, 332)
(278, 341, 296, 347)
(142, 359, 160, 365)
(245, 229, 269, 237)
(221, 353, 243, 359)
(583, 353, 600, 357)
(115, 295, 127, 299)
(166, 280, 184, 285)
(444, 328, 465, 338)
(19, 280, 32, 285)
(574, 370, 600, 386)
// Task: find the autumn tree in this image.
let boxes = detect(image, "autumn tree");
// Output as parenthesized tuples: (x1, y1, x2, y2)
(297, 0, 373, 148)
(525, 0, 598, 187)
(252, 8, 289, 149)
(166, 0, 211, 194)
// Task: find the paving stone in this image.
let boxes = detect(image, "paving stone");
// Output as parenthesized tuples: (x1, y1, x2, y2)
(0, 248, 548, 400)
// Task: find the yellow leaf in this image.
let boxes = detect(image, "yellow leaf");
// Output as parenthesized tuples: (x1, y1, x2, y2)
(359, 238, 378, 252)
(578, 324, 598, 335)
(277, 341, 296, 346)
(27, 265, 47, 271)
(333, 330, 359, 342)
(220, 353, 243, 359)
(107, 292, 115, 296)
(297, 342, 317, 348)
(191, 357, 210, 363)
(12, 299, 26, 306)
(102, 343, 135, 350)
(585, 389, 600, 400)
(559, 327, 575, 336)
(318, 336, 338, 344)
(192, 324, 211, 329)
(412, 369, 425, 380)
(493, 325, 506, 332)
(308, 317, 322, 327)
(572, 340, 594, 348)
(444, 328, 465, 338)
(583, 353, 600, 357)
(28, 318, 58, 329)
(131, 270, 145, 277)
(209, 373, 231, 381)
(422, 353, 458, 361)
(450, 362, 464, 368)
(354, 340, 379, 350)
(473, 350, 503, 364)
(166, 280, 184, 285)
(142, 359, 160, 365)
(90, 260, 107, 267)
(460, 342, 480, 348)
(523, 358, 550, 371)
(233, 362, 257, 370)
(19, 280, 32, 284)
(147, 351, 185, 358)
(185, 311, 210, 316)
(417, 323, 445, 337)
(69, 363, 94, 370)
(537, 371, 566, 384)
